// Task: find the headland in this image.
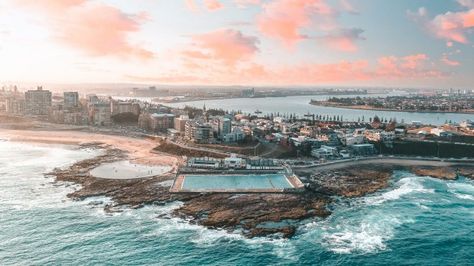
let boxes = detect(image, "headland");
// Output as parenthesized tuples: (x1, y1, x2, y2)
(2, 127, 473, 239)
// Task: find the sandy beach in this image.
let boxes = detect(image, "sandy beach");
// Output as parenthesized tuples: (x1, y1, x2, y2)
(0, 128, 179, 167)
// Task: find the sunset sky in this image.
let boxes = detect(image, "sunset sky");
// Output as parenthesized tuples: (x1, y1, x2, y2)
(0, 0, 473, 88)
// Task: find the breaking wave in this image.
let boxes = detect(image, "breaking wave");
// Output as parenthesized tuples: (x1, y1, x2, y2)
(364, 176, 435, 205)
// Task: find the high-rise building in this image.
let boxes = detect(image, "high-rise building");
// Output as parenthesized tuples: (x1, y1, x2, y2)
(25, 86, 52, 115)
(88, 102, 111, 126)
(219, 118, 232, 136)
(5, 97, 25, 114)
(150, 113, 175, 132)
(174, 115, 190, 132)
(185, 121, 214, 143)
(86, 94, 100, 104)
(111, 100, 140, 116)
(63, 92, 79, 109)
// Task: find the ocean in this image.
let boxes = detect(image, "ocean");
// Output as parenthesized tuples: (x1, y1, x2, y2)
(1, 141, 474, 265)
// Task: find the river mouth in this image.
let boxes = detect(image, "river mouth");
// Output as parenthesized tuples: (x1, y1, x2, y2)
(90, 160, 172, 179)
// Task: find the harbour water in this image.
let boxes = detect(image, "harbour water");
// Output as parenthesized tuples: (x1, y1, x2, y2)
(164, 95, 474, 125)
(1, 141, 474, 265)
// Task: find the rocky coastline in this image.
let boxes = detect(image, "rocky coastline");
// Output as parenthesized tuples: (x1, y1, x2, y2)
(49, 142, 474, 239)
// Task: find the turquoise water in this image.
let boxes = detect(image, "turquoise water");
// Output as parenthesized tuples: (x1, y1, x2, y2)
(1, 141, 474, 265)
(182, 174, 293, 190)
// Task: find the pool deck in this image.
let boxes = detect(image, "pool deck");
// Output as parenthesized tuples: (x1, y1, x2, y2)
(169, 174, 305, 193)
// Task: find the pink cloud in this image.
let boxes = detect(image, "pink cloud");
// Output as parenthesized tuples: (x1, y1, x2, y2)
(318, 28, 364, 52)
(188, 29, 259, 64)
(375, 54, 442, 78)
(204, 0, 223, 11)
(186, 0, 223, 12)
(400, 54, 428, 69)
(257, 0, 337, 48)
(275, 60, 370, 84)
(409, 6, 474, 44)
(234, 0, 261, 8)
(129, 52, 444, 85)
(441, 54, 461, 66)
(14, 0, 86, 13)
(462, 9, 474, 27)
(14, 0, 153, 59)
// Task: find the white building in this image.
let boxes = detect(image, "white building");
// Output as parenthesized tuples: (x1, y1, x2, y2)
(311, 145, 338, 159)
(341, 134, 365, 146)
(187, 157, 221, 169)
(223, 155, 246, 169)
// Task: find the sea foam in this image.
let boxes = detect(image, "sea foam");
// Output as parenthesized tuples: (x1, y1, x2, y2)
(365, 176, 434, 205)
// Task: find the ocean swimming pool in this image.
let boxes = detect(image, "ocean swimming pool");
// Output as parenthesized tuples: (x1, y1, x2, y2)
(90, 161, 172, 179)
(181, 174, 294, 191)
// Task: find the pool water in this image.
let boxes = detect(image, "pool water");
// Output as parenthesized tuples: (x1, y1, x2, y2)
(182, 174, 293, 190)
(90, 161, 172, 179)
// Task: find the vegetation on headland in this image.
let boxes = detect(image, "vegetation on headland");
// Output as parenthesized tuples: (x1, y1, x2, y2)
(310, 95, 474, 113)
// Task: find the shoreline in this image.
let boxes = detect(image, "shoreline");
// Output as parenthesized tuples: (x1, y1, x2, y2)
(156, 93, 372, 105)
(295, 156, 474, 172)
(3, 128, 474, 239)
(309, 102, 474, 114)
(0, 128, 180, 167)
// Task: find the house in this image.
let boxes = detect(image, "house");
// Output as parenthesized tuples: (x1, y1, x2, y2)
(311, 145, 338, 159)
(350, 144, 375, 156)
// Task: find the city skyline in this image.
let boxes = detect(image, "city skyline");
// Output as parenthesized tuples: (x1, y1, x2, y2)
(0, 0, 473, 88)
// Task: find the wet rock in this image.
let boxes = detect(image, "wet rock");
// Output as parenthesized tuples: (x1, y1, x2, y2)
(456, 166, 474, 180)
(411, 166, 457, 180)
(48, 143, 474, 239)
(248, 226, 296, 239)
(173, 192, 330, 238)
(308, 165, 393, 198)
